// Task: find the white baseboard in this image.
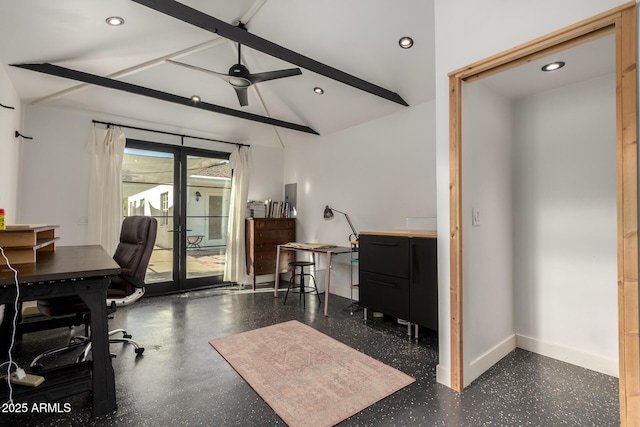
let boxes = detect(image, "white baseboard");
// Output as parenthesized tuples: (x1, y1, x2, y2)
(436, 364, 450, 387)
(516, 334, 618, 378)
(465, 334, 517, 387)
(436, 335, 617, 392)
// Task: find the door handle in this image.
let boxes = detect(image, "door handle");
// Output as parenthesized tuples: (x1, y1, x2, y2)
(370, 279, 397, 288)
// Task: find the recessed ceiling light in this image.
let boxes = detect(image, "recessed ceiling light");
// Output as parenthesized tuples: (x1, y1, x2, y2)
(190, 95, 201, 102)
(105, 16, 125, 26)
(313, 87, 324, 95)
(541, 61, 565, 72)
(399, 37, 414, 49)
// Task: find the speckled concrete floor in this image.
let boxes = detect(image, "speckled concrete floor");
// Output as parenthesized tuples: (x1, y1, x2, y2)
(1, 286, 619, 426)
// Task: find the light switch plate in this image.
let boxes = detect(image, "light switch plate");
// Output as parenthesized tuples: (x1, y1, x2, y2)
(472, 208, 480, 226)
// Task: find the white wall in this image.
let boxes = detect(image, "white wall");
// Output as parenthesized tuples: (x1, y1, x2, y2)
(513, 73, 618, 375)
(282, 100, 437, 298)
(461, 81, 514, 386)
(20, 105, 284, 246)
(433, 0, 632, 387)
(21, 106, 93, 245)
(247, 145, 284, 202)
(0, 65, 22, 224)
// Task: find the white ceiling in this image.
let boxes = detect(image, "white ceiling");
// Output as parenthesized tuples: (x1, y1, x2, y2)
(0, 1, 615, 148)
(476, 34, 615, 100)
(0, 0, 435, 147)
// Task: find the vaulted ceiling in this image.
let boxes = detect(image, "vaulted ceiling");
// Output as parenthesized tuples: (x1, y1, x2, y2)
(0, 1, 615, 149)
(0, 0, 436, 147)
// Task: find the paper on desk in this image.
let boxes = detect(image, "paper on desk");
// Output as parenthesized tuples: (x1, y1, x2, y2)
(284, 242, 338, 250)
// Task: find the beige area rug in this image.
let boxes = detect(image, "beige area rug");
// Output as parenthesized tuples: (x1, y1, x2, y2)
(209, 320, 415, 427)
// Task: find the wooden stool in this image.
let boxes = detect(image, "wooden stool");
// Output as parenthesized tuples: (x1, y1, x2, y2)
(284, 261, 321, 308)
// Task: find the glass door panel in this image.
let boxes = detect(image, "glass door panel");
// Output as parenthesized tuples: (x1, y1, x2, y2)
(122, 147, 175, 287)
(185, 155, 231, 280)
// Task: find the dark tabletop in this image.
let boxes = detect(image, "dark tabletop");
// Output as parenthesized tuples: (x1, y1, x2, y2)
(0, 245, 120, 285)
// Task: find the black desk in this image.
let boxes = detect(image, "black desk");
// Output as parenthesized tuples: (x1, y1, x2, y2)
(0, 245, 120, 416)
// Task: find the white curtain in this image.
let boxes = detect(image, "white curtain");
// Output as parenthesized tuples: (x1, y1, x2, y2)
(87, 126, 126, 255)
(224, 146, 250, 285)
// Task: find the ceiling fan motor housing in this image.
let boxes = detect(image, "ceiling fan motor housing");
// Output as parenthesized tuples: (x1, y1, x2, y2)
(229, 63, 250, 77)
(228, 63, 252, 87)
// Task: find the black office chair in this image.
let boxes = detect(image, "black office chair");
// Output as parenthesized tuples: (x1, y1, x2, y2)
(30, 216, 157, 371)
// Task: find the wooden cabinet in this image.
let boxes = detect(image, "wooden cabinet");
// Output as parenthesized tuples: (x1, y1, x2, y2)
(359, 231, 438, 332)
(245, 218, 295, 289)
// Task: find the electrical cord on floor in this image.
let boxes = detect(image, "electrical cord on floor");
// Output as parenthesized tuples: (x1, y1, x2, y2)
(0, 245, 22, 404)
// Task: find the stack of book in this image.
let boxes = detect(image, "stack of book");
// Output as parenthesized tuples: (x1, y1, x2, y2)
(265, 200, 293, 218)
(247, 201, 267, 218)
(247, 200, 295, 218)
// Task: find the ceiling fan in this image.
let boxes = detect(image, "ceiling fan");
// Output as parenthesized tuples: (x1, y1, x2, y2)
(167, 23, 302, 107)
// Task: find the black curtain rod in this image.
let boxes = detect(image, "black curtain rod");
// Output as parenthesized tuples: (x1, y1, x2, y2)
(92, 120, 250, 148)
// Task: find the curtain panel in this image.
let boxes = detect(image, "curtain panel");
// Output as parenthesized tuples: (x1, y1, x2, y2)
(87, 126, 126, 255)
(224, 146, 250, 285)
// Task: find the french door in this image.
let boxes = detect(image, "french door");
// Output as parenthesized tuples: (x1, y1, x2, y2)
(121, 139, 232, 295)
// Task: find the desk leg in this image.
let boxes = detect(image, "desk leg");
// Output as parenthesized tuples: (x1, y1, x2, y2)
(0, 304, 16, 356)
(274, 245, 281, 297)
(324, 251, 332, 316)
(79, 282, 117, 416)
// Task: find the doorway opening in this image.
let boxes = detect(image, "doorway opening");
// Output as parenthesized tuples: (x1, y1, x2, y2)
(447, 3, 638, 425)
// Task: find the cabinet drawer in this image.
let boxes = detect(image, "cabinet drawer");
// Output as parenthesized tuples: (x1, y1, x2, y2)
(255, 251, 277, 262)
(359, 271, 409, 320)
(254, 219, 295, 230)
(359, 235, 409, 278)
(255, 242, 277, 252)
(256, 229, 295, 242)
(253, 260, 274, 275)
(253, 253, 294, 275)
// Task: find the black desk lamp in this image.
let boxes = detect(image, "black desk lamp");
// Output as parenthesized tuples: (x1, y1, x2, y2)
(323, 205, 358, 241)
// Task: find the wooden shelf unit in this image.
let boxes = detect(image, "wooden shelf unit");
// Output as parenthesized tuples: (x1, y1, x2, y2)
(0, 225, 60, 265)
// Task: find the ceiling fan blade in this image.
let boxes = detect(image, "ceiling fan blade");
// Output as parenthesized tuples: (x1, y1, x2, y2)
(11, 63, 319, 135)
(166, 59, 230, 82)
(248, 68, 302, 84)
(131, 0, 409, 106)
(234, 87, 248, 106)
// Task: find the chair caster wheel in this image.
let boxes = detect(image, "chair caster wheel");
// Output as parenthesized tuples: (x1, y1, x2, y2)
(135, 347, 144, 356)
(123, 334, 132, 339)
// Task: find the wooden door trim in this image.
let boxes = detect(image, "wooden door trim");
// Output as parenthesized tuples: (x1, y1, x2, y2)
(447, 3, 638, 425)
